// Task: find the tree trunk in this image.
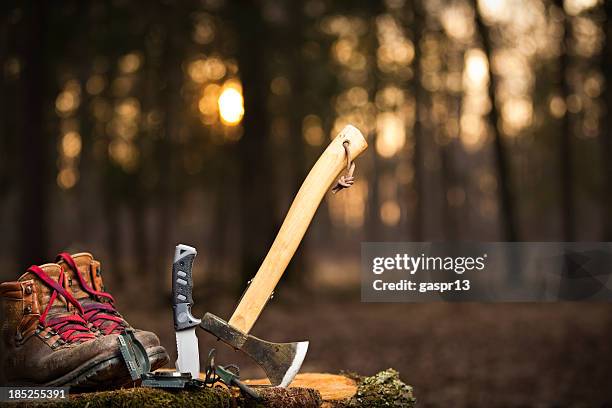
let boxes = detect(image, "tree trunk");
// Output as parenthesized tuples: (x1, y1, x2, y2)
(366, 3, 384, 241)
(73, 1, 95, 246)
(556, 0, 575, 241)
(155, 2, 182, 298)
(600, 2, 612, 240)
(19, 0, 49, 267)
(0, 10, 12, 199)
(440, 140, 459, 240)
(410, 3, 425, 241)
(473, 4, 518, 242)
(233, 2, 276, 291)
(285, 1, 308, 287)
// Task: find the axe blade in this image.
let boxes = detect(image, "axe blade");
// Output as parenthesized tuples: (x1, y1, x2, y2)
(200, 313, 308, 387)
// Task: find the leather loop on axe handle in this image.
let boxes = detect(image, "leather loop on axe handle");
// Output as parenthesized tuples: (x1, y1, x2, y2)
(331, 141, 356, 193)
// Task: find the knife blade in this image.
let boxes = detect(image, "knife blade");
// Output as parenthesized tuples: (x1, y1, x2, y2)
(172, 244, 201, 379)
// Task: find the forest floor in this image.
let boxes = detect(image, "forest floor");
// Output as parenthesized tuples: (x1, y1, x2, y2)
(121, 289, 612, 407)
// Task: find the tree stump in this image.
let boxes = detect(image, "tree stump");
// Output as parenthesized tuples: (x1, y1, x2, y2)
(21, 369, 415, 408)
(245, 369, 415, 407)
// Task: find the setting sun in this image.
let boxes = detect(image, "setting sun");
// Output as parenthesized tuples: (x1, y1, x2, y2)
(218, 83, 244, 126)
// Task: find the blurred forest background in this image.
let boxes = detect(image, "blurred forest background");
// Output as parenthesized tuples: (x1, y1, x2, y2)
(2, 0, 612, 406)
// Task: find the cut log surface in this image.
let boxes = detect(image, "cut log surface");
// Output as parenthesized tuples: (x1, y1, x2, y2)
(20, 369, 415, 408)
(246, 373, 358, 401)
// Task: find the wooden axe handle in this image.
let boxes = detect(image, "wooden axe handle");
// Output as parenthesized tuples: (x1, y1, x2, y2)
(229, 125, 368, 333)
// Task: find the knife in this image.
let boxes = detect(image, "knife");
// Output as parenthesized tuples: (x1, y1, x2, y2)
(172, 244, 201, 379)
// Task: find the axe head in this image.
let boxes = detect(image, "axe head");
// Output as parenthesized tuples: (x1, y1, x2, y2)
(200, 313, 308, 387)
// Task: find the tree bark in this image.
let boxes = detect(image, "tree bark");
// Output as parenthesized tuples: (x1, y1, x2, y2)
(410, 3, 425, 241)
(155, 2, 182, 297)
(19, 0, 49, 267)
(285, 1, 308, 286)
(556, 0, 575, 241)
(473, 4, 518, 242)
(599, 2, 612, 240)
(233, 1, 276, 290)
(366, 2, 385, 241)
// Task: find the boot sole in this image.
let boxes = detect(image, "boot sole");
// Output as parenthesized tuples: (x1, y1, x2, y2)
(45, 350, 131, 390)
(71, 346, 170, 390)
(7, 346, 170, 390)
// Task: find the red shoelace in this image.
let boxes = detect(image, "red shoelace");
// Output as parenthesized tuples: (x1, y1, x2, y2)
(57, 253, 126, 335)
(27, 265, 95, 343)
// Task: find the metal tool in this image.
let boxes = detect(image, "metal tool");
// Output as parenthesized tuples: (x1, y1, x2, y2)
(141, 371, 196, 389)
(117, 329, 197, 388)
(118, 329, 150, 382)
(172, 244, 201, 379)
(117, 331, 259, 398)
(200, 125, 368, 386)
(204, 349, 260, 400)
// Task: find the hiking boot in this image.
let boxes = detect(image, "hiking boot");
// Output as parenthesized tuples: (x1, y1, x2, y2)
(56, 252, 169, 372)
(0, 263, 127, 388)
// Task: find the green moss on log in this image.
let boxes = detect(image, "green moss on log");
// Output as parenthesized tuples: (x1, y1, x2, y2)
(22, 386, 232, 408)
(342, 369, 416, 408)
(13, 370, 414, 408)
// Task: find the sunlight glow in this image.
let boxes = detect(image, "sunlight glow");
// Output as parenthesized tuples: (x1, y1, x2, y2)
(61, 131, 82, 159)
(564, 0, 600, 16)
(302, 114, 325, 146)
(380, 200, 401, 226)
(55, 80, 81, 117)
(441, 4, 474, 41)
(464, 49, 489, 89)
(376, 112, 406, 158)
(549, 95, 567, 118)
(118, 53, 142, 74)
(109, 139, 139, 172)
(218, 82, 244, 126)
(460, 114, 487, 151)
(193, 14, 215, 45)
(57, 168, 78, 190)
(461, 49, 489, 152)
(501, 98, 533, 135)
(376, 14, 414, 74)
(478, 0, 511, 23)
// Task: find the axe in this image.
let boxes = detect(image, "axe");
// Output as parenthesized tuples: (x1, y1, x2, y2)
(200, 125, 368, 386)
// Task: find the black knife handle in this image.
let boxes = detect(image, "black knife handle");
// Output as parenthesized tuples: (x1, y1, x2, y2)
(172, 244, 201, 330)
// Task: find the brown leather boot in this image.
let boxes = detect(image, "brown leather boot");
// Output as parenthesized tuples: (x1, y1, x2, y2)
(0, 263, 128, 388)
(56, 252, 169, 372)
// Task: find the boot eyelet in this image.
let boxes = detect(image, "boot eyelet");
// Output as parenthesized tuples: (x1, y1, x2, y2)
(24, 305, 32, 314)
(24, 285, 32, 295)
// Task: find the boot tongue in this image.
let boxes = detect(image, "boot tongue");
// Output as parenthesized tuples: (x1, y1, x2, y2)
(59, 252, 105, 303)
(19, 263, 70, 313)
(58, 252, 125, 334)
